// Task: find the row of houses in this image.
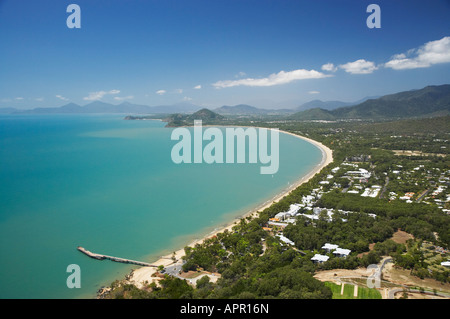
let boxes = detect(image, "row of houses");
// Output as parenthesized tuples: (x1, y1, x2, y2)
(311, 243, 352, 263)
(388, 166, 449, 213)
(269, 204, 376, 228)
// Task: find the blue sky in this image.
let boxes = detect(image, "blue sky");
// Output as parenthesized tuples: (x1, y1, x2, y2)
(1, 0, 449, 109)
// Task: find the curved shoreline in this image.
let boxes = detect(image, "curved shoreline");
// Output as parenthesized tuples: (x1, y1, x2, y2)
(111, 129, 333, 291)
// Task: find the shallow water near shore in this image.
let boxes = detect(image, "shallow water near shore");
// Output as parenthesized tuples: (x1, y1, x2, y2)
(0, 114, 322, 298)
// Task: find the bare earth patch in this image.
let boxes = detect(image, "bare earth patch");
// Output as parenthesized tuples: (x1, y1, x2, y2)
(382, 263, 450, 294)
(390, 230, 414, 244)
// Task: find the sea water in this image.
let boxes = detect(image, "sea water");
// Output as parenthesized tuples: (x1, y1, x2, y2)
(0, 114, 321, 298)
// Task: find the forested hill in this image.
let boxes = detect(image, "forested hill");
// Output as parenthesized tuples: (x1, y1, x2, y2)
(164, 108, 226, 127)
(290, 84, 450, 120)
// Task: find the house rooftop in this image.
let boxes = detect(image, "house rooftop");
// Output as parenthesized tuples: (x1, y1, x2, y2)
(311, 254, 329, 263)
(322, 243, 339, 250)
(333, 248, 351, 256)
(276, 234, 294, 246)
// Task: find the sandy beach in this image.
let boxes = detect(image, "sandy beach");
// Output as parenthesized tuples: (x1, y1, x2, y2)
(123, 129, 333, 290)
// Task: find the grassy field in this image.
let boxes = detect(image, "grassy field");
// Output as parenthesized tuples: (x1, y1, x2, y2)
(325, 282, 382, 299)
(357, 285, 382, 299)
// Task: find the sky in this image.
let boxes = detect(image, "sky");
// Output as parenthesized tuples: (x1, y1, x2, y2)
(0, 0, 450, 109)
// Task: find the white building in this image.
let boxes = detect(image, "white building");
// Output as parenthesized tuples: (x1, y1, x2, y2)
(274, 212, 289, 221)
(311, 254, 329, 263)
(331, 167, 340, 173)
(274, 204, 302, 220)
(322, 243, 339, 252)
(361, 186, 381, 198)
(347, 168, 371, 179)
(287, 204, 302, 215)
(333, 248, 351, 258)
(302, 195, 316, 207)
(276, 234, 294, 246)
(267, 221, 289, 228)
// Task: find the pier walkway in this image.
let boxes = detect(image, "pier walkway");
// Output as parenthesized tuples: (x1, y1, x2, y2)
(77, 246, 157, 267)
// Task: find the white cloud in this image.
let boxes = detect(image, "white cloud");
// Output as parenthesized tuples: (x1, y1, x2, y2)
(194, 85, 202, 89)
(321, 63, 338, 72)
(83, 90, 120, 101)
(308, 91, 320, 94)
(384, 36, 450, 70)
(174, 89, 183, 94)
(183, 96, 193, 101)
(212, 69, 331, 88)
(156, 90, 166, 95)
(56, 94, 69, 101)
(339, 59, 378, 74)
(35, 97, 44, 102)
(114, 95, 134, 101)
(15, 97, 24, 100)
(235, 71, 247, 78)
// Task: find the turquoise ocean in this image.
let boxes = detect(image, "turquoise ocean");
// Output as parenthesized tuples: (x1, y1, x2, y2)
(0, 114, 322, 298)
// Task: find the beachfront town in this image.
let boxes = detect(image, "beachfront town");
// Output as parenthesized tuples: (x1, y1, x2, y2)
(149, 151, 450, 290)
(264, 155, 450, 266)
(102, 115, 450, 299)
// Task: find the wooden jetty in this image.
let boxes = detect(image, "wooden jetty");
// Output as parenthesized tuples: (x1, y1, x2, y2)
(77, 246, 157, 267)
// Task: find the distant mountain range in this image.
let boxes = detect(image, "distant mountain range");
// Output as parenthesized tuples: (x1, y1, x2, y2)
(294, 96, 380, 112)
(1, 85, 449, 120)
(0, 95, 377, 116)
(290, 85, 450, 120)
(213, 104, 293, 115)
(8, 101, 202, 115)
(3, 101, 294, 115)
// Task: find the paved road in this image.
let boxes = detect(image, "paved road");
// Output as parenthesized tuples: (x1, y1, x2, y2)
(388, 287, 450, 299)
(416, 189, 430, 202)
(379, 176, 389, 199)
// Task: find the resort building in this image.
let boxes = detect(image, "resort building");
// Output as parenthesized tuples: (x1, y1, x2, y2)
(346, 168, 371, 179)
(333, 248, 351, 258)
(311, 254, 329, 263)
(331, 167, 340, 173)
(322, 243, 339, 252)
(276, 234, 294, 246)
(267, 220, 289, 228)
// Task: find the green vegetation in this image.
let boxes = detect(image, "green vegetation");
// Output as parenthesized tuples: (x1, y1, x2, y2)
(290, 107, 335, 120)
(357, 285, 382, 299)
(324, 282, 343, 298)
